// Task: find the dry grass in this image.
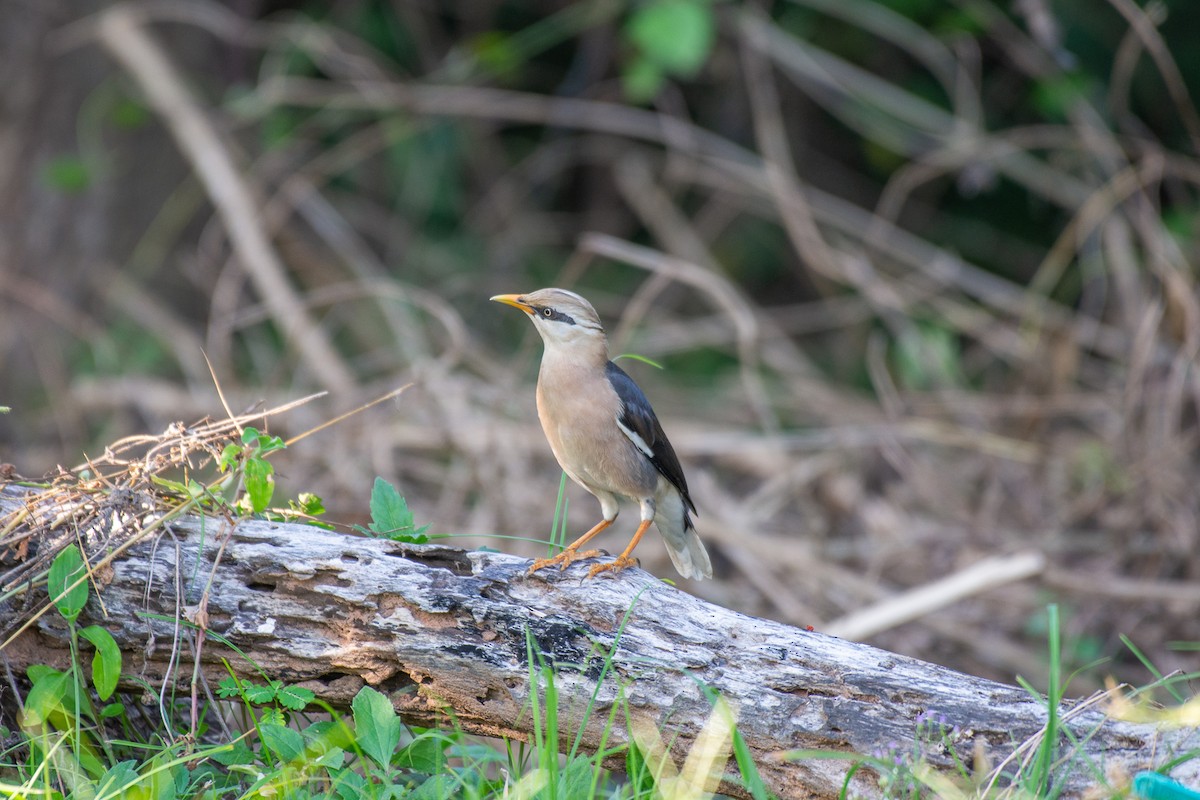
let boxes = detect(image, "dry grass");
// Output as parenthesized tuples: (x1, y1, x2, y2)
(3, 0, 1199, 695)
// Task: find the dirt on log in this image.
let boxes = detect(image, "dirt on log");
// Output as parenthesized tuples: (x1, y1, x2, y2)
(0, 484, 1196, 799)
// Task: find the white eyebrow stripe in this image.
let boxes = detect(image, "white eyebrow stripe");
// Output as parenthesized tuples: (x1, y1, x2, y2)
(616, 417, 654, 458)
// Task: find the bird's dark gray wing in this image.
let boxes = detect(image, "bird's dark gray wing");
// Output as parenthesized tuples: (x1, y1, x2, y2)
(605, 361, 697, 519)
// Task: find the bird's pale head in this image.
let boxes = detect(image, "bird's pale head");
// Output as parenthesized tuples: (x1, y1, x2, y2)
(490, 288, 607, 351)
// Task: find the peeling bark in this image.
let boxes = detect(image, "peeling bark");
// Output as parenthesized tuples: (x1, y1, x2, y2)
(1, 488, 1196, 798)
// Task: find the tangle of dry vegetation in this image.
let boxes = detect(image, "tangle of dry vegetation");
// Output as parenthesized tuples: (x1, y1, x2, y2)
(2, 0, 1199, 695)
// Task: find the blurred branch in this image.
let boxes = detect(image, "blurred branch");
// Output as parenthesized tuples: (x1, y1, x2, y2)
(736, 11, 1092, 208)
(247, 73, 1173, 371)
(824, 551, 1046, 640)
(612, 158, 780, 435)
(94, 4, 355, 391)
(1104, 0, 1200, 154)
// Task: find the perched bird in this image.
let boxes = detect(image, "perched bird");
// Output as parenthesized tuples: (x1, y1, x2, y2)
(490, 288, 712, 580)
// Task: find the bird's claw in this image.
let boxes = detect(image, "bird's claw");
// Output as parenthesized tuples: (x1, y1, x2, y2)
(528, 548, 602, 575)
(586, 555, 638, 579)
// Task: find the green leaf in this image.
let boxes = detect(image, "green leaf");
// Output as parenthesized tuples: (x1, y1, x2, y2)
(472, 31, 521, 78)
(558, 755, 599, 798)
(1032, 72, 1095, 123)
(219, 443, 242, 472)
(210, 741, 255, 767)
(22, 669, 69, 727)
(411, 774, 456, 800)
(622, 55, 665, 103)
(893, 322, 965, 390)
(243, 456, 275, 513)
(369, 477, 414, 534)
(150, 474, 206, 500)
(216, 676, 242, 699)
(396, 736, 446, 773)
(306, 719, 357, 753)
(313, 745, 347, 769)
(277, 684, 315, 711)
(260, 433, 285, 453)
(331, 767, 368, 800)
(95, 760, 140, 796)
(352, 686, 402, 768)
(260, 723, 306, 763)
(100, 702, 125, 719)
(627, 0, 714, 77)
(26, 664, 57, 684)
(80, 624, 122, 700)
(292, 492, 325, 516)
(241, 426, 285, 455)
(109, 97, 150, 129)
(367, 477, 429, 542)
(48, 544, 88, 622)
(258, 706, 286, 727)
(43, 155, 91, 193)
(243, 681, 278, 705)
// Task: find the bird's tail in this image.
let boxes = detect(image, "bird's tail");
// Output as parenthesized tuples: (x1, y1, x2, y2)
(656, 507, 713, 580)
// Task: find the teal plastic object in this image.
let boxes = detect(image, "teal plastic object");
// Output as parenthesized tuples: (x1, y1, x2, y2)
(1134, 772, 1200, 800)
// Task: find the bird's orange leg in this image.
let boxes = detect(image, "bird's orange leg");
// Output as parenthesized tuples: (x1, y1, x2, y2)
(528, 518, 612, 574)
(587, 519, 652, 578)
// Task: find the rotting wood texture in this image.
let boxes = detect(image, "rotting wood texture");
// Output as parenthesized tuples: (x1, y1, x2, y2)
(1, 487, 1196, 799)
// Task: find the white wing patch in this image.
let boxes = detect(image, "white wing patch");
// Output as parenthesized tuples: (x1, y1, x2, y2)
(616, 416, 654, 458)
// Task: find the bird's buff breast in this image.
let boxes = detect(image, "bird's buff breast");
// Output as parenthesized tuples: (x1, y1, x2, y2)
(535, 380, 658, 498)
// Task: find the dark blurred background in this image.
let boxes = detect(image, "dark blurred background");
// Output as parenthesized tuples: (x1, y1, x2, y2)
(3, 0, 1199, 693)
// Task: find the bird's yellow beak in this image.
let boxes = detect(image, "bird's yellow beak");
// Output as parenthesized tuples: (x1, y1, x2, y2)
(490, 294, 534, 314)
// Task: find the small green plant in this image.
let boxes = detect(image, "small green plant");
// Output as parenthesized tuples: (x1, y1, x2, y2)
(152, 425, 291, 516)
(205, 680, 489, 798)
(45, 544, 122, 710)
(355, 476, 430, 543)
(149, 426, 333, 528)
(216, 674, 317, 726)
(219, 426, 286, 514)
(1016, 603, 1066, 797)
(14, 546, 130, 791)
(266, 490, 334, 529)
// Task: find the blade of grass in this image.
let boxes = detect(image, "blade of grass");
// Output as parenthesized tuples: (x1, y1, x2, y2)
(1123, 633, 1187, 703)
(548, 471, 569, 555)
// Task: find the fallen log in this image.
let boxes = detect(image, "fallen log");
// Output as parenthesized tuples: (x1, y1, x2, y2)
(1, 485, 1196, 798)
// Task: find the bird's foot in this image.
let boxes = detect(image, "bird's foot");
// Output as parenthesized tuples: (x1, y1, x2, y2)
(528, 548, 602, 575)
(586, 554, 638, 579)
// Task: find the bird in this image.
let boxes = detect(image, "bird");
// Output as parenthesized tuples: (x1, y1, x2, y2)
(490, 288, 712, 580)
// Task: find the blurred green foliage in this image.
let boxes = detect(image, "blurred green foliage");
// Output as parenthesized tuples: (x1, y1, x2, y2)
(42, 155, 91, 193)
(623, 0, 716, 101)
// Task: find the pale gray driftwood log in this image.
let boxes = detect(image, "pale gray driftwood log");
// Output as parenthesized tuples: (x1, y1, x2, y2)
(2, 491, 1197, 799)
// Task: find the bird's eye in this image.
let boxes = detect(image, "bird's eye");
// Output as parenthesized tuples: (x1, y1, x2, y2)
(542, 307, 554, 318)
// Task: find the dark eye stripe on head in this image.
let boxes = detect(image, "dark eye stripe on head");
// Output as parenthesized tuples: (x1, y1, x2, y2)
(535, 306, 577, 326)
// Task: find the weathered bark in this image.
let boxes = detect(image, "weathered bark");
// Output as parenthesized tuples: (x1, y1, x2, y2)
(1, 487, 1196, 799)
